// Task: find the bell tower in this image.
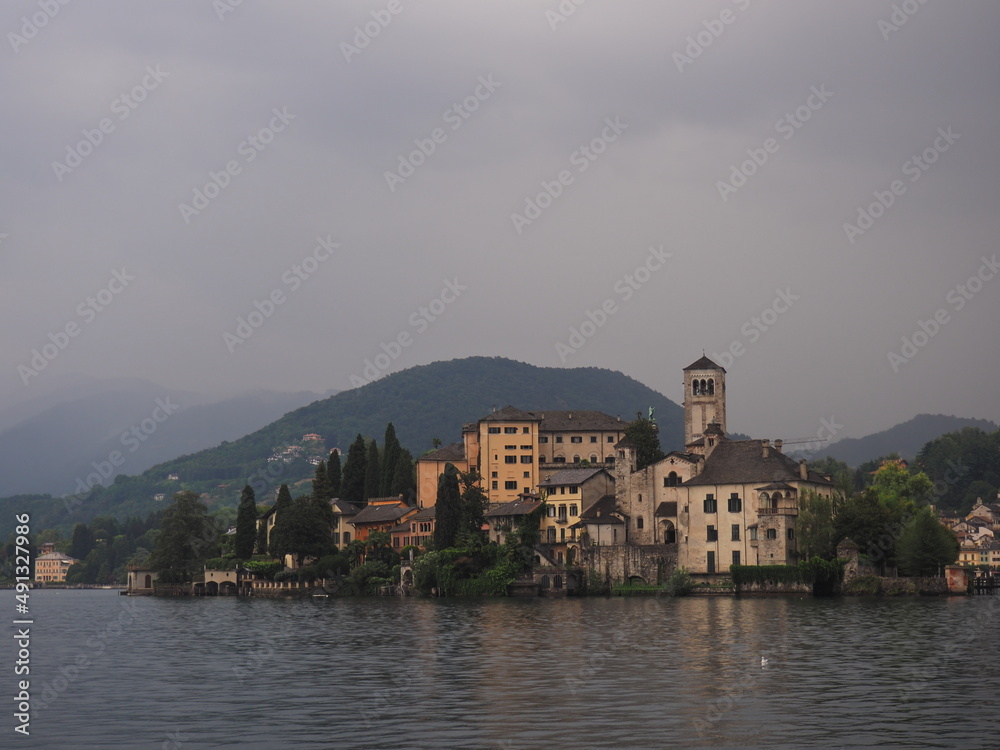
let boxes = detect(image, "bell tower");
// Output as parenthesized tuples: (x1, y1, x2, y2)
(683, 355, 726, 447)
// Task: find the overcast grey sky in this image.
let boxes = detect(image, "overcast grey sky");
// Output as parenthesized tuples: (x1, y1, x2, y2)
(2, 0, 998, 444)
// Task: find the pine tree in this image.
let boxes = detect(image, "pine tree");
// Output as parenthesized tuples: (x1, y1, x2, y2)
(341, 435, 368, 506)
(380, 423, 401, 497)
(624, 417, 665, 470)
(150, 491, 217, 582)
(234, 485, 258, 560)
(328, 450, 342, 497)
(312, 460, 333, 500)
(364, 440, 381, 500)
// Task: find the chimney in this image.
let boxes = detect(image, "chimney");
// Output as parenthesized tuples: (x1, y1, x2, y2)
(774, 439, 783, 453)
(799, 459, 808, 480)
(762, 439, 770, 458)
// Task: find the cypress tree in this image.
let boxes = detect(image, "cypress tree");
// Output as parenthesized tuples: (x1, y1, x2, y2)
(312, 460, 333, 500)
(364, 440, 381, 501)
(391, 448, 416, 500)
(69, 523, 94, 560)
(267, 484, 294, 558)
(328, 450, 342, 497)
(433, 463, 462, 549)
(341, 435, 367, 506)
(234, 485, 257, 560)
(380, 423, 401, 497)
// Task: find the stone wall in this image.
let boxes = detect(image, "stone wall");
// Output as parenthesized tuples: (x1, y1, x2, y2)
(578, 543, 677, 587)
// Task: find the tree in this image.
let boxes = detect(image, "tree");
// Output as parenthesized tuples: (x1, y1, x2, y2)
(624, 417, 664, 471)
(457, 469, 488, 546)
(234, 485, 257, 560)
(380, 423, 401, 497)
(796, 491, 836, 560)
(391, 448, 416, 499)
(342, 435, 367, 506)
(150, 491, 218, 582)
(69, 523, 94, 560)
(328, 450, 342, 497)
(896, 507, 959, 576)
(433, 463, 462, 549)
(312, 460, 333, 501)
(269, 494, 334, 567)
(833, 489, 895, 569)
(266, 484, 295, 559)
(364, 440, 381, 501)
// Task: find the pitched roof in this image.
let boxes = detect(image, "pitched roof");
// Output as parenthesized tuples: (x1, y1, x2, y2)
(350, 503, 413, 525)
(536, 411, 626, 432)
(419, 442, 466, 462)
(654, 501, 677, 517)
(36, 551, 77, 562)
(683, 438, 834, 487)
(329, 499, 361, 515)
(485, 498, 542, 518)
(480, 405, 540, 422)
(537, 467, 611, 487)
(684, 355, 725, 372)
(411, 506, 436, 520)
(579, 495, 627, 520)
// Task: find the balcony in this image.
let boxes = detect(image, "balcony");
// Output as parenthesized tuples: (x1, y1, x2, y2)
(555, 516, 569, 525)
(757, 505, 798, 516)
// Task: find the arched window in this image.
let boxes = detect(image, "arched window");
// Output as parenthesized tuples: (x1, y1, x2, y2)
(638, 494, 643, 503)
(708, 378, 715, 395)
(573, 455, 580, 463)
(144, 574, 152, 588)
(665, 471, 680, 487)
(637, 517, 644, 530)
(590, 455, 598, 463)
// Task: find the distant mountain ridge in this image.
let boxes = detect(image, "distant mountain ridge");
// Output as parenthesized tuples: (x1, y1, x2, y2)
(809, 413, 998, 465)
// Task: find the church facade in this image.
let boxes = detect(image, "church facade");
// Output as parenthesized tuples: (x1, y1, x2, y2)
(611, 355, 834, 576)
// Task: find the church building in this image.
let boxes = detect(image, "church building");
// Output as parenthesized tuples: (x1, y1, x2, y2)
(613, 356, 834, 576)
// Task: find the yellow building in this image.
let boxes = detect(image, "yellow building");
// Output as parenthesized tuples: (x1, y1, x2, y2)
(35, 549, 78, 582)
(416, 406, 628, 508)
(537, 467, 616, 547)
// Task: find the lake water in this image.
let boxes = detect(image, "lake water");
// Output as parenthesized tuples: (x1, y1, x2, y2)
(6, 590, 1000, 749)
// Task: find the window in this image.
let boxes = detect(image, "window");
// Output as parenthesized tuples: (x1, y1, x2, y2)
(504, 427, 518, 434)
(520, 445, 532, 450)
(571, 436, 582, 443)
(523, 427, 529, 434)
(573, 455, 580, 463)
(608, 436, 615, 442)
(787, 528, 795, 540)
(504, 444, 516, 450)
(590, 436, 598, 443)
(665, 471, 680, 487)
(491, 481, 498, 490)
(555, 456, 566, 463)
(590, 454, 598, 463)
(556, 436, 563, 443)
(638, 493, 643, 503)
(569, 486, 578, 494)
(539, 456, 546, 463)
(766, 528, 777, 540)
(732, 550, 740, 566)
(491, 471, 497, 478)
(504, 481, 517, 490)
(521, 455, 533, 463)
(731, 524, 740, 541)
(750, 527, 758, 541)
(606, 456, 614, 464)
(704, 495, 717, 513)
(504, 456, 517, 464)
(539, 436, 549, 443)
(488, 427, 500, 434)
(547, 506, 556, 517)
(343, 532, 351, 544)
(570, 504, 578, 516)
(728, 494, 742, 513)
(523, 471, 530, 478)
(637, 516, 644, 530)
(707, 525, 718, 541)
(559, 487, 565, 494)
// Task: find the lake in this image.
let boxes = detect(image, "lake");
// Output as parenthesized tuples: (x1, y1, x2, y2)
(7, 590, 1000, 749)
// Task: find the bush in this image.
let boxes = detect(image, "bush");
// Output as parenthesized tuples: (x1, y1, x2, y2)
(243, 560, 283, 580)
(664, 567, 694, 596)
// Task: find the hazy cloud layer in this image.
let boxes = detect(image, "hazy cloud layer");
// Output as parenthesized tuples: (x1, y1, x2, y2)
(3, 0, 998, 445)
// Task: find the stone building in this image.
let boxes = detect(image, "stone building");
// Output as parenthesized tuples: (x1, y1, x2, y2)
(613, 355, 834, 576)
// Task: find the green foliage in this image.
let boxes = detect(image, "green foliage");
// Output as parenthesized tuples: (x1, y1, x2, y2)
(327, 450, 342, 497)
(234, 485, 257, 560)
(342, 435, 367, 506)
(69, 523, 94, 560)
(312, 461, 333, 501)
(364, 439, 380, 501)
(379, 423, 401, 497)
(797, 490, 837, 560)
(624, 417, 665, 471)
(895, 507, 959, 576)
(664, 567, 694, 596)
(730, 559, 844, 589)
(242, 560, 283, 580)
(203, 557, 238, 570)
(917, 426, 1000, 513)
(269, 493, 334, 566)
(344, 560, 392, 595)
(433, 464, 462, 549)
(150, 491, 219, 582)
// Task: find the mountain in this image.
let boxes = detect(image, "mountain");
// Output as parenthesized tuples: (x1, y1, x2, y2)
(0, 379, 331, 497)
(807, 414, 999, 466)
(4, 357, 684, 534)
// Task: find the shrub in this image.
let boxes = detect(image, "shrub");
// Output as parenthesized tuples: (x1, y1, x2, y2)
(664, 567, 694, 596)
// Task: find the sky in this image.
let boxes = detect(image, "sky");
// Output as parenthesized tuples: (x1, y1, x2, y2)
(2, 0, 998, 446)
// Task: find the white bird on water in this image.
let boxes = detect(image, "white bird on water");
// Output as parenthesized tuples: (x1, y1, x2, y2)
(760, 656, 769, 667)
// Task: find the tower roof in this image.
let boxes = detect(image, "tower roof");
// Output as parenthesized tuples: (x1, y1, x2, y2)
(683, 355, 725, 372)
